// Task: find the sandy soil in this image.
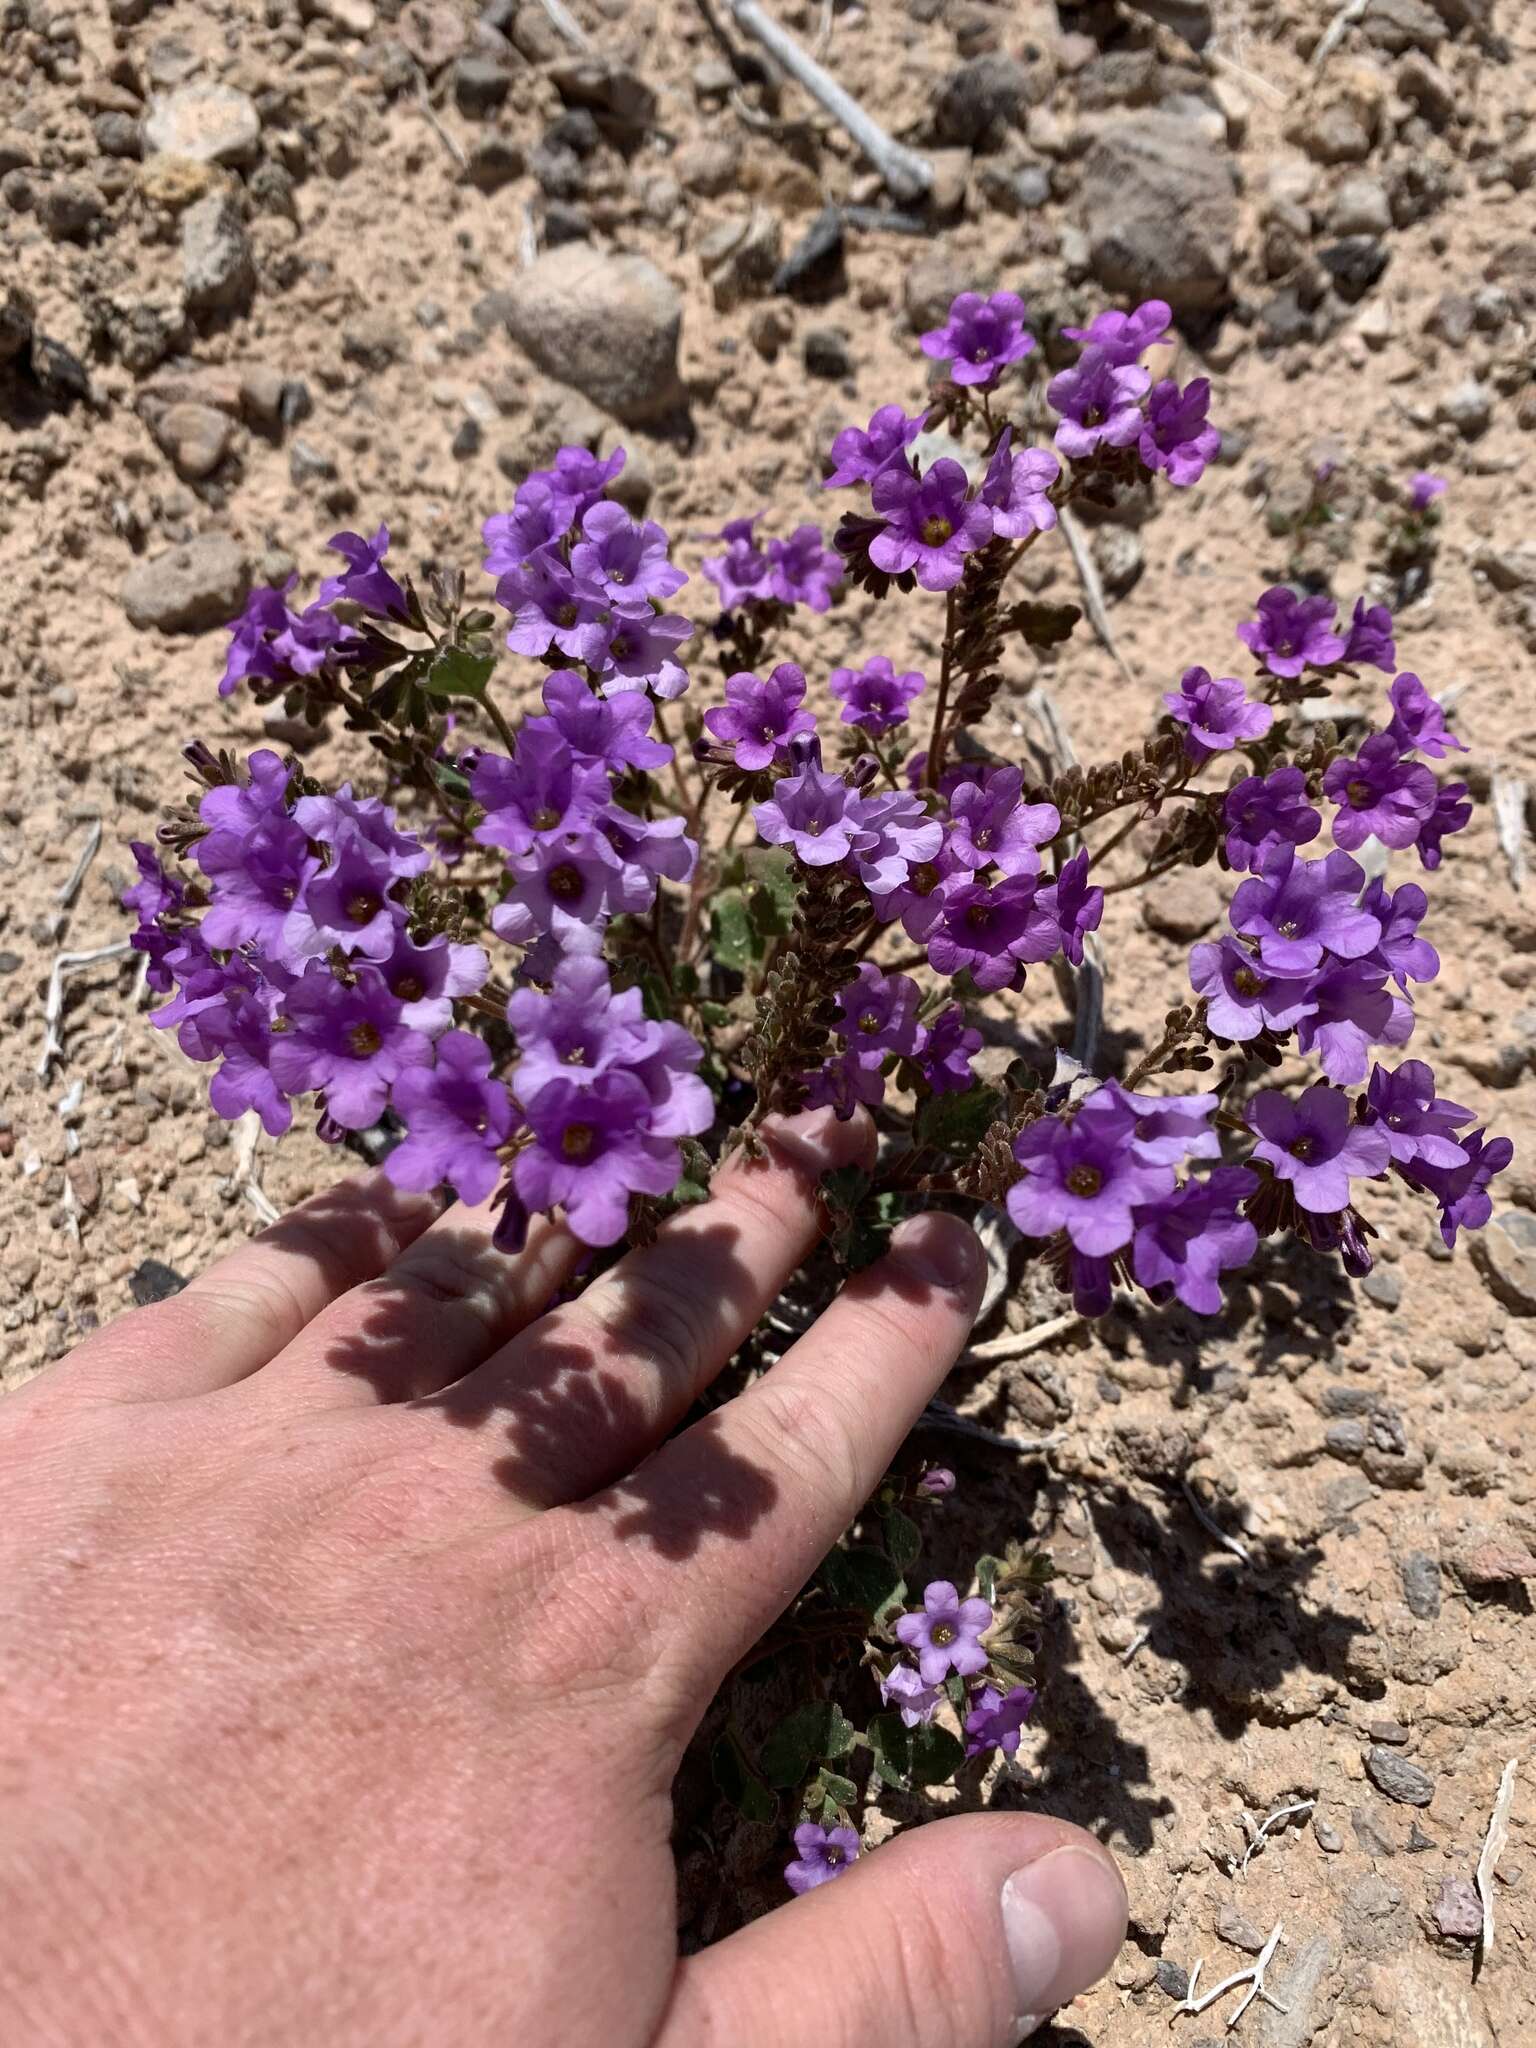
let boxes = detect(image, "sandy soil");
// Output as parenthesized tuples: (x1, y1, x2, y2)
(2, 0, 1533, 2038)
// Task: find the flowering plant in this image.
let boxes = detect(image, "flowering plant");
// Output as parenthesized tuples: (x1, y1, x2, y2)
(125, 289, 1508, 1890)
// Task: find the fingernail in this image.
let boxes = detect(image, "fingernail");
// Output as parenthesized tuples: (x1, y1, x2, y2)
(889, 1211, 984, 1293)
(761, 1106, 869, 1176)
(1002, 1844, 1128, 2036)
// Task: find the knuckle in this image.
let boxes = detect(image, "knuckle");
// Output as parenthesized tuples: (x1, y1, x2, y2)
(577, 1261, 715, 1394)
(741, 1370, 863, 1510)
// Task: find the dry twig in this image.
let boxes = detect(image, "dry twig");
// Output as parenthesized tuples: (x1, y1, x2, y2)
(38, 940, 133, 1079)
(723, 0, 933, 201)
(964, 1311, 1084, 1363)
(1239, 1799, 1314, 1874)
(918, 1400, 1065, 1455)
(55, 817, 102, 912)
(1310, 0, 1368, 68)
(1475, 1756, 1518, 1977)
(1181, 1475, 1251, 1565)
(1058, 507, 1136, 684)
(1174, 1919, 1288, 2029)
(534, 0, 590, 47)
(1491, 773, 1528, 892)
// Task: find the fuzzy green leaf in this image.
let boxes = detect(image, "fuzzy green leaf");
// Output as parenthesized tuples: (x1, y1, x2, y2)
(710, 890, 756, 973)
(914, 1087, 1002, 1156)
(711, 1730, 776, 1823)
(819, 1545, 904, 1619)
(421, 643, 495, 701)
(760, 1702, 857, 1789)
(883, 1507, 922, 1574)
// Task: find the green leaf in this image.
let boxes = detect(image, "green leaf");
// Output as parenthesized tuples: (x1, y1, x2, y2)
(975, 1555, 1003, 1606)
(421, 643, 495, 701)
(742, 844, 799, 925)
(815, 1767, 859, 1809)
(869, 1712, 964, 1791)
(760, 1702, 857, 1789)
(711, 1730, 776, 1823)
(914, 1087, 1002, 1156)
(430, 756, 472, 801)
(883, 1508, 922, 1574)
(908, 1721, 965, 1787)
(710, 890, 756, 974)
(866, 1709, 912, 1789)
(1007, 599, 1081, 650)
(819, 1545, 904, 1619)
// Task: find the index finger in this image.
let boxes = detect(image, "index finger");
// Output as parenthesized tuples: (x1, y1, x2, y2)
(581, 1208, 986, 1697)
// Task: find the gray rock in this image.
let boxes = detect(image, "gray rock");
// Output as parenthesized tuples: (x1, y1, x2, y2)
(144, 400, 234, 480)
(1329, 174, 1392, 236)
(502, 246, 683, 425)
(93, 112, 143, 159)
(1361, 1267, 1402, 1309)
(129, 1257, 188, 1304)
(1326, 1420, 1367, 1460)
(144, 83, 261, 168)
(673, 133, 741, 197)
(1155, 1959, 1190, 2000)
(903, 248, 970, 334)
(341, 314, 404, 371)
(933, 55, 1044, 149)
(1476, 543, 1536, 593)
(548, 53, 656, 135)
(1364, 1747, 1435, 1807)
(543, 200, 590, 246)
(453, 56, 513, 118)
(39, 179, 104, 241)
(1364, 0, 1444, 52)
(1471, 1213, 1536, 1314)
(1437, 378, 1492, 439)
(1294, 102, 1373, 165)
(1216, 1904, 1267, 1953)
(1320, 236, 1389, 298)
(1122, 0, 1213, 48)
(1352, 1805, 1398, 1856)
(121, 533, 249, 632)
(1397, 51, 1454, 129)
(1080, 116, 1237, 310)
(239, 365, 286, 429)
(289, 438, 338, 485)
(464, 134, 525, 193)
(181, 193, 254, 315)
(802, 327, 852, 380)
(1313, 1813, 1344, 1852)
(772, 205, 845, 303)
(701, 210, 781, 313)
(1432, 1876, 1483, 1941)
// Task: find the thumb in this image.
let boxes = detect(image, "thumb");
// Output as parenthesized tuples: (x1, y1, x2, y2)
(659, 1812, 1127, 2048)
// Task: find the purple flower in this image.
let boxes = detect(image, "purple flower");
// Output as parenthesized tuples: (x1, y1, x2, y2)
(868, 838, 970, 940)
(1222, 766, 1322, 873)
(1408, 471, 1446, 513)
(1164, 666, 1273, 759)
(508, 954, 651, 1097)
(1047, 349, 1150, 461)
(869, 459, 994, 592)
(766, 524, 843, 612)
(1404, 1127, 1512, 1248)
(483, 479, 577, 574)
(980, 430, 1060, 538)
(1385, 672, 1466, 759)
(836, 964, 922, 1057)
(754, 758, 866, 867)
(1061, 298, 1172, 366)
(123, 844, 187, 991)
(963, 1683, 1037, 1760)
(497, 553, 610, 662)
(1112, 1083, 1220, 1166)
(895, 1580, 992, 1686)
(281, 834, 407, 963)
(920, 289, 1034, 387)
(1360, 876, 1438, 987)
(917, 1004, 982, 1095)
(546, 442, 626, 513)
(703, 664, 816, 771)
(384, 1032, 517, 1205)
(593, 803, 697, 886)
(1008, 1088, 1176, 1255)
(802, 1049, 886, 1120)
(1292, 961, 1410, 1086)
(491, 831, 651, 949)
(472, 728, 612, 858)
(1246, 1083, 1391, 1214)
(1140, 378, 1220, 487)
(1130, 1166, 1258, 1315)
(784, 1823, 860, 1894)
(879, 1663, 943, 1728)
(569, 499, 687, 606)
(926, 874, 1062, 993)
(1362, 1060, 1473, 1171)
(376, 927, 487, 1036)
(1414, 782, 1472, 870)
(947, 765, 1060, 879)
(512, 1070, 681, 1246)
(1189, 936, 1317, 1042)
(318, 523, 407, 619)
(1229, 848, 1382, 974)
(847, 788, 944, 895)
(824, 403, 927, 488)
(828, 655, 925, 736)
(536, 668, 671, 774)
(218, 584, 356, 697)
(1324, 735, 1438, 851)
(1341, 598, 1396, 673)
(593, 609, 693, 701)
(200, 987, 294, 1138)
(269, 962, 432, 1131)
(292, 788, 431, 876)
(916, 1465, 956, 1498)
(1040, 848, 1103, 967)
(701, 513, 772, 612)
(1235, 587, 1346, 677)
(196, 816, 313, 961)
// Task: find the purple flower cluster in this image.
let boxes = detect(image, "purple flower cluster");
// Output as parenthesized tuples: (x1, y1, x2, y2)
(920, 289, 1034, 387)
(878, 1579, 1037, 1767)
(1164, 666, 1272, 761)
(1007, 1082, 1257, 1315)
(700, 512, 843, 615)
(1320, 673, 1468, 869)
(485, 447, 696, 700)
(801, 963, 981, 1116)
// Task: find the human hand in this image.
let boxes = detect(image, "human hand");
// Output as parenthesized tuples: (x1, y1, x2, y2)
(0, 1107, 1125, 2046)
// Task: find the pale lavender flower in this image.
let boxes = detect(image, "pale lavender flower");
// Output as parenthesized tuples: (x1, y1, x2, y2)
(384, 1031, 517, 1205)
(784, 1823, 860, 1893)
(963, 1683, 1037, 1760)
(895, 1580, 992, 1686)
(1139, 378, 1220, 486)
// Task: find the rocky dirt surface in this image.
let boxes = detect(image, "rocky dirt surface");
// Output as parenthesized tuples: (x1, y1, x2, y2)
(2, 0, 1534, 2038)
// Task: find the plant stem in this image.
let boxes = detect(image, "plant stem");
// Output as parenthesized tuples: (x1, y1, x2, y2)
(483, 692, 518, 755)
(922, 588, 959, 789)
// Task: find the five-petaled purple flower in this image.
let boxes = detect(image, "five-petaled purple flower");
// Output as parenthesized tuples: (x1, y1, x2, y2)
(1131, 1167, 1258, 1315)
(963, 1683, 1037, 1760)
(1402, 1128, 1512, 1248)
(1246, 1083, 1391, 1214)
(513, 1070, 681, 1247)
(703, 664, 816, 771)
(1047, 349, 1150, 461)
(754, 757, 867, 867)
(1362, 1059, 1473, 1171)
(784, 1823, 860, 1894)
(1385, 672, 1466, 759)
(895, 1580, 992, 1686)
(829, 655, 926, 736)
(920, 289, 1034, 387)
(879, 1663, 942, 1728)
(1229, 848, 1381, 974)
(1140, 378, 1220, 487)
(1164, 666, 1273, 759)
(1236, 587, 1345, 677)
(1408, 471, 1446, 513)
(1223, 766, 1322, 872)
(869, 458, 994, 591)
(917, 1004, 982, 1094)
(570, 499, 688, 606)
(701, 512, 772, 612)
(980, 429, 1060, 537)
(1340, 598, 1396, 673)
(1008, 1087, 1175, 1255)
(318, 523, 407, 619)
(1414, 782, 1472, 870)
(1189, 935, 1317, 1043)
(766, 524, 843, 612)
(385, 1031, 517, 1205)
(824, 403, 927, 487)
(1061, 298, 1172, 365)
(836, 964, 922, 1058)
(1323, 734, 1438, 852)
